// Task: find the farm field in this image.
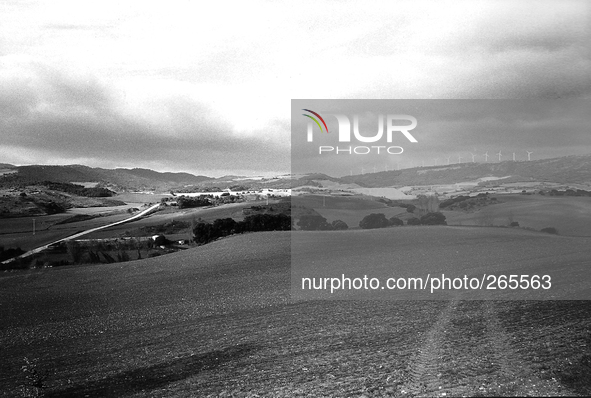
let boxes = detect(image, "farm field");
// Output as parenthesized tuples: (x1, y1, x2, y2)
(313, 207, 407, 229)
(443, 194, 591, 236)
(291, 226, 591, 300)
(0, 211, 134, 252)
(1, 229, 591, 396)
(82, 201, 260, 239)
(294, 194, 408, 228)
(294, 194, 390, 210)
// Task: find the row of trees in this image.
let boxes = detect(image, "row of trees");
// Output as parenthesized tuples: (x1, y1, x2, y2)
(42, 181, 115, 197)
(359, 212, 447, 229)
(175, 196, 211, 209)
(296, 211, 448, 231)
(297, 215, 349, 230)
(193, 213, 291, 245)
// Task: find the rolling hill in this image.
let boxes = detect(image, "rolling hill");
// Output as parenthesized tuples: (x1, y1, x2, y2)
(1, 229, 591, 396)
(336, 154, 591, 187)
(0, 164, 213, 192)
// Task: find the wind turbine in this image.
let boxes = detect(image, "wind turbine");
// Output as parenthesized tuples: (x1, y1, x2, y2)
(526, 151, 533, 161)
(434, 158, 439, 165)
(512, 152, 516, 161)
(470, 153, 476, 162)
(361, 166, 364, 175)
(497, 151, 503, 162)
(483, 151, 489, 162)
(445, 156, 451, 165)
(458, 155, 463, 164)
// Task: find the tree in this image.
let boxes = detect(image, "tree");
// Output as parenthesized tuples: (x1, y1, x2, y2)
(359, 213, 390, 229)
(407, 217, 421, 226)
(416, 195, 440, 217)
(193, 222, 216, 245)
(419, 212, 447, 225)
(66, 240, 83, 264)
(541, 227, 558, 235)
(213, 218, 237, 236)
(389, 217, 404, 226)
(332, 220, 349, 230)
(297, 215, 331, 230)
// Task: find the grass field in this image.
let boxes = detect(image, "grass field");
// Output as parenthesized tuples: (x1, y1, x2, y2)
(313, 207, 408, 229)
(1, 229, 591, 396)
(294, 194, 408, 229)
(0, 212, 134, 252)
(82, 201, 257, 240)
(443, 194, 591, 236)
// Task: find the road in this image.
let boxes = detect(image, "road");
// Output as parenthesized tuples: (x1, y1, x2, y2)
(1, 203, 161, 264)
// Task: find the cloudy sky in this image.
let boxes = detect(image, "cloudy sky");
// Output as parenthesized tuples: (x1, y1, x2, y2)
(292, 99, 591, 176)
(1, 0, 589, 177)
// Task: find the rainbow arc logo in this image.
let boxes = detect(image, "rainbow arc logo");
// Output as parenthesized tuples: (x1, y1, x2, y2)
(302, 109, 329, 134)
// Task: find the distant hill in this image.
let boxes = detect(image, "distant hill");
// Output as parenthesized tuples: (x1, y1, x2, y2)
(120, 168, 212, 184)
(338, 155, 591, 187)
(0, 165, 213, 192)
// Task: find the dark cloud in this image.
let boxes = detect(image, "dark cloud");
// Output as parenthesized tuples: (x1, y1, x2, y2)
(291, 99, 591, 176)
(0, 62, 289, 175)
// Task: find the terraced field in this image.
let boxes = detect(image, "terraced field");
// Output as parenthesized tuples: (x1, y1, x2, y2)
(1, 230, 590, 396)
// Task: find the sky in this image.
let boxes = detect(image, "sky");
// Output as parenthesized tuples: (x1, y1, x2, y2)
(0, 0, 589, 177)
(292, 99, 591, 176)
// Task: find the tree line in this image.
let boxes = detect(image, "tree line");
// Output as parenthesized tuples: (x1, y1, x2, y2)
(192, 213, 291, 245)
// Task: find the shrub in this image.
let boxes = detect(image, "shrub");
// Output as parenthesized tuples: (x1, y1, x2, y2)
(359, 213, 390, 229)
(243, 213, 291, 232)
(541, 227, 558, 235)
(406, 204, 416, 213)
(176, 195, 210, 209)
(152, 235, 168, 246)
(65, 240, 83, 264)
(407, 217, 421, 226)
(509, 221, 520, 227)
(419, 212, 447, 225)
(0, 246, 25, 262)
(332, 220, 349, 230)
(297, 215, 331, 231)
(213, 218, 237, 235)
(389, 217, 404, 226)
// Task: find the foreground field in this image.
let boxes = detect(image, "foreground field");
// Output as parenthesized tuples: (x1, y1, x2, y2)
(1, 230, 590, 396)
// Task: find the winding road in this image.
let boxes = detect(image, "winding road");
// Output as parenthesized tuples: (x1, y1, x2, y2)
(1, 203, 161, 264)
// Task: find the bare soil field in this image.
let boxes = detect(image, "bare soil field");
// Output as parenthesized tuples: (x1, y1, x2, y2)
(1, 229, 590, 396)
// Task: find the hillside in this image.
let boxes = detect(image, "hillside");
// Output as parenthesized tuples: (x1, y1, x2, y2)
(0, 165, 213, 192)
(2, 230, 591, 396)
(338, 155, 591, 187)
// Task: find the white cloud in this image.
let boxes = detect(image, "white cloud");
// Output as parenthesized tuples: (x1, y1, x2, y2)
(0, 0, 588, 175)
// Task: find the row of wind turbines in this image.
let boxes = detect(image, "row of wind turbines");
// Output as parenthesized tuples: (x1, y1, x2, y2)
(352, 151, 535, 175)
(439, 150, 534, 165)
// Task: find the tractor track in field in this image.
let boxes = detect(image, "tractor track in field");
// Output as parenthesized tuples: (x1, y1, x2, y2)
(403, 298, 459, 395)
(402, 299, 574, 397)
